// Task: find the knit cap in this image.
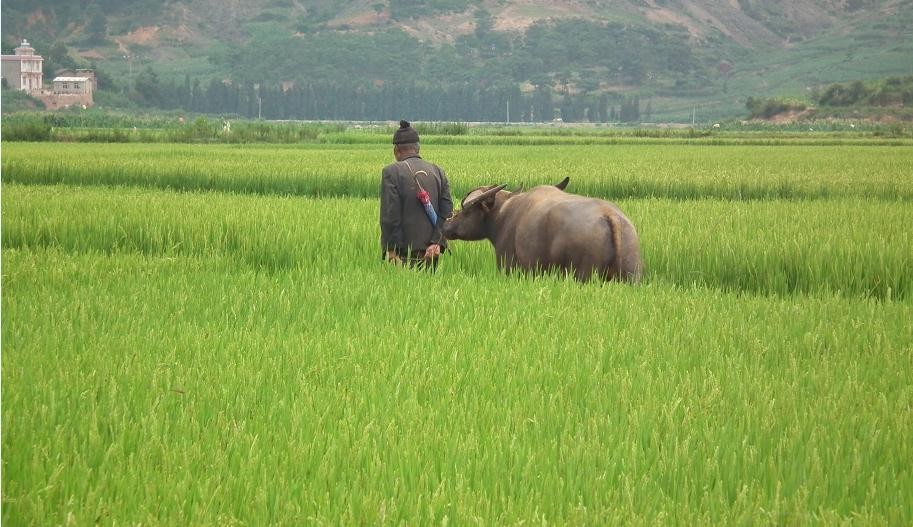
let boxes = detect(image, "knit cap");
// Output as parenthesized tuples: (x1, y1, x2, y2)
(393, 120, 420, 144)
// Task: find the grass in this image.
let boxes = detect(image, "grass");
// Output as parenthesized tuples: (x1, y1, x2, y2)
(5, 143, 913, 201)
(2, 140, 912, 524)
(3, 112, 912, 146)
(4, 247, 911, 524)
(3, 184, 911, 300)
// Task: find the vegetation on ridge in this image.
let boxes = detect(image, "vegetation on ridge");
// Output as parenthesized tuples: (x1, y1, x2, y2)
(3, 0, 912, 121)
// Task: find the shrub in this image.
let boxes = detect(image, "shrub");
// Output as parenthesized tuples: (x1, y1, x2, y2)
(1, 113, 52, 141)
(414, 122, 468, 136)
(745, 97, 808, 119)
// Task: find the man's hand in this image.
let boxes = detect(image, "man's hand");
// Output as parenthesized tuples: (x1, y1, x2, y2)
(423, 244, 441, 260)
(386, 250, 403, 264)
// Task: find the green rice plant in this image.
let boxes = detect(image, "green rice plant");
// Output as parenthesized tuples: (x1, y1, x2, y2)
(3, 110, 911, 145)
(338, 133, 913, 147)
(3, 139, 911, 524)
(3, 185, 911, 300)
(0, 112, 52, 141)
(625, 198, 913, 300)
(4, 143, 913, 202)
(0, 185, 376, 273)
(1, 143, 386, 198)
(3, 246, 911, 524)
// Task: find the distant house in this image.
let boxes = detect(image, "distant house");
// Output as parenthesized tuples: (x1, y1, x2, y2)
(1, 38, 95, 110)
(1, 39, 44, 93)
(42, 73, 94, 109)
(55, 68, 97, 91)
(53, 76, 93, 95)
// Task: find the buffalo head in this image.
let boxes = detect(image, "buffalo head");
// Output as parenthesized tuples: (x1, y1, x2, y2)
(442, 184, 506, 241)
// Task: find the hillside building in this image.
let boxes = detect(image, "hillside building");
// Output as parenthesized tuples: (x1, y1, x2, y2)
(53, 76, 93, 96)
(1, 39, 95, 109)
(54, 68, 97, 91)
(1, 39, 44, 93)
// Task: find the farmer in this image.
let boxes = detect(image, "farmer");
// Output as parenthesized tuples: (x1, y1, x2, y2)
(379, 120, 453, 269)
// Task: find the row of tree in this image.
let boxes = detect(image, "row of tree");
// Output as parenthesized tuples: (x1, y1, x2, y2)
(815, 76, 913, 107)
(745, 75, 913, 119)
(131, 71, 645, 123)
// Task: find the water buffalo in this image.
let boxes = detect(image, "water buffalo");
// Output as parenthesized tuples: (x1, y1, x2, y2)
(442, 178, 642, 282)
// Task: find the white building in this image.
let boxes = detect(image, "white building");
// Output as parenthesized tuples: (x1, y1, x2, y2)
(1, 39, 44, 93)
(55, 68, 97, 91)
(53, 76, 93, 95)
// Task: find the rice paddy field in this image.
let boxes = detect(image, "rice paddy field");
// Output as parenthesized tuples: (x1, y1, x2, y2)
(2, 138, 912, 524)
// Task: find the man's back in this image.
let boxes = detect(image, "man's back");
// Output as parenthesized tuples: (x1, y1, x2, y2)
(379, 155, 453, 257)
(380, 120, 454, 265)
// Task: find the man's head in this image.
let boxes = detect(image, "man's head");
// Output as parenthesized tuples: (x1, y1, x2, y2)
(393, 120, 420, 161)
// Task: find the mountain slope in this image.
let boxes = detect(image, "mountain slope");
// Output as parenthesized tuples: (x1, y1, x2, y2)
(3, 0, 912, 120)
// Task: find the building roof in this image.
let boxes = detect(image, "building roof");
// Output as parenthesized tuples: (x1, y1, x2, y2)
(4, 40, 41, 59)
(53, 77, 90, 82)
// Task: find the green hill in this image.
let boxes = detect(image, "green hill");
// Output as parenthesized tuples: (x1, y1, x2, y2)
(2, 0, 912, 121)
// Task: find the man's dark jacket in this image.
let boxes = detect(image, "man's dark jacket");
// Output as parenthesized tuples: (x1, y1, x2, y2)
(380, 155, 453, 257)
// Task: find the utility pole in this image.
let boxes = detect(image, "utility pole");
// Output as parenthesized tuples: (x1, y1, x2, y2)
(258, 96, 262, 120)
(692, 106, 696, 126)
(123, 55, 133, 93)
(506, 98, 510, 123)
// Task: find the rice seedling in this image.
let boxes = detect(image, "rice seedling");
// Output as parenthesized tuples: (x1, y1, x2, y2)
(4, 143, 913, 201)
(3, 246, 911, 524)
(3, 185, 910, 299)
(2, 140, 911, 524)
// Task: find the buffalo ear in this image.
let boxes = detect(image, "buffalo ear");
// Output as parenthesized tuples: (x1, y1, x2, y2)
(554, 177, 569, 190)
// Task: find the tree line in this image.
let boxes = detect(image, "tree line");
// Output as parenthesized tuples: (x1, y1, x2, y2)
(134, 71, 644, 123)
(745, 75, 913, 119)
(814, 76, 913, 107)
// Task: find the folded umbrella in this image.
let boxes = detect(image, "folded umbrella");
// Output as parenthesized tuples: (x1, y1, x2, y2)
(416, 187, 438, 226)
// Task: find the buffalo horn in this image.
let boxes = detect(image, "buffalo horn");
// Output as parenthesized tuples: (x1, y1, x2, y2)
(554, 177, 570, 190)
(462, 184, 507, 209)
